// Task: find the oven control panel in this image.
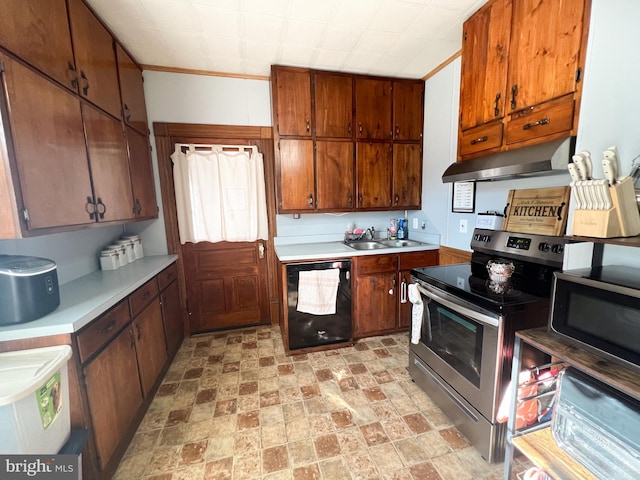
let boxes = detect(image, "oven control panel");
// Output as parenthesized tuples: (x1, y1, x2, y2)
(506, 236, 531, 250)
(471, 228, 569, 266)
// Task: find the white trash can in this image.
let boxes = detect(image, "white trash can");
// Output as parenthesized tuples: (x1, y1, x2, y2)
(0, 345, 72, 454)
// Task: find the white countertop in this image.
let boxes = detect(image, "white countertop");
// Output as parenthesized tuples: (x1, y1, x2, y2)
(0, 255, 178, 342)
(275, 241, 439, 262)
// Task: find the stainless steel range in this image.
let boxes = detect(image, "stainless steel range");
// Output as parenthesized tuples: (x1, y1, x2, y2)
(409, 228, 569, 463)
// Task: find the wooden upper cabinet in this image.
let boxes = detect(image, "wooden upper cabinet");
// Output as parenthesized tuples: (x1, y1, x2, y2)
(507, 0, 587, 112)
(393, 144, 422, 209)
(0, 52, 93, 231)
(316, 140, 354, 210)
(273, 67, 312, 137)
(314, 72, 353, 138)
(0, 0, 76, 90)
(82, 103, 134, 222)
(393, 80, 424, 141)
(277, 139, 315, 211)
(459, 0, 512, 130)
(356, 78, 392, 140)
(356, 142, 392, 209)
(116, 44, 148, 135)
(126, 126, 158, 220)
(67, 0, 121, 118)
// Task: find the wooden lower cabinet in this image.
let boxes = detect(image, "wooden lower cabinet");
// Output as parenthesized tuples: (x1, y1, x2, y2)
(132, 298, 167, 396)
(160, 280, 184, 357)
(353, 250, 438, 337)
(83, 326, 142, 470)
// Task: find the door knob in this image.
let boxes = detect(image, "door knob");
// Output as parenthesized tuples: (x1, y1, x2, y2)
(258, 243, 265, 259)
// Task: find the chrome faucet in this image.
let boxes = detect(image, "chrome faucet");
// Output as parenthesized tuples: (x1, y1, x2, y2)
(365, 227, 375, 240)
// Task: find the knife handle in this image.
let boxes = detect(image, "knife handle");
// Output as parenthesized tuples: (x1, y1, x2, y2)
(602, 158, 616, 186)
(567, 162, 580, 182)
(579, 150, 593, 180)
(572, 154, 588, 181)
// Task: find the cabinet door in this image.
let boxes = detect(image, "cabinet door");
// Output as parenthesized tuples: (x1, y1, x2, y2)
(356, 142, 392, 209)
(354, 272, 397, 337)
(316, 140, 354, 210)
(84, 326, 142, 470)
(314, 72, 353, 138)
(507, 0, 586, 112)
(0, 0, 76, 90)
(392, 144, 422, 209)
(67, 0, 121, 118)
(356, 78, 392, 140)
(276, 138, 315, 212)
(82, 103, 135, 222)
(133, 298, 168, 397)
(161, 280, 184, 357)
(0, 52, 93, 230)
(459, 0, 512, 130)
(126, 126, 158, 219)
(116, 44, 148, 135)
(273, 67, 312, 137)
(393, 80, 424, 141)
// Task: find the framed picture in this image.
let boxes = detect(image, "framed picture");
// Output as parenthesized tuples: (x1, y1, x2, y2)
(452, 181, 476, 213)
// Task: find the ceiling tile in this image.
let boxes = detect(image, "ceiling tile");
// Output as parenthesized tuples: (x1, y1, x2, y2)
(242, 13, 285, 41)
(193, 5, 242, 38)
(243, 40, 280, 62)
(313, 49, 350, 71)
(287, 0, 339, 23)
(140, 0, 199, 31)
(320, 25, 365, 52)
(241, 0, 288, 17)
(283, 20, 326, 48)
(279, 44, 318, 67)
(354, 30, 399, 55)
(344, 52, 384, 74)
(331, 0, 384, 27)
(202, 34, 243, 57)
(369, 0, 426, 33)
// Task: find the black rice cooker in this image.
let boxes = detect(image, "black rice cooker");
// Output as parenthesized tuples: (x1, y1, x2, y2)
(0, 254, 60, 325)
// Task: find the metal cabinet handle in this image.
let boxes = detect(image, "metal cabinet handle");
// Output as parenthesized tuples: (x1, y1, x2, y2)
(494, 92, 501, 117)
(100, 319, 116, 335)
(136, 323, 142, 341)
(124, 103, 131, 122)
(358, 193, 363, 206)
(510, 84, 518, 109)
(306, 118, 310, 134)
(470, 136, 488, 145)
(523, 118, 550, 130)
(358, 122, 363, 136)
(67, 61, 78, 89)
(401, 279, 407, 304)
(348, 122, 352, 135)
(80, 70, 89, 96)
(347, 192, 353, 207)
(395, 125, 400, 137)
(96, 198, 106, 219)
(307, 193, 314, 206)
(394, 194, 399, 205)
(85, 197, 96, 220)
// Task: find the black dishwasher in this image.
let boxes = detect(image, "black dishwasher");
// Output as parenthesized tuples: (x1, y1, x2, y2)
(286, 259, 352, 350)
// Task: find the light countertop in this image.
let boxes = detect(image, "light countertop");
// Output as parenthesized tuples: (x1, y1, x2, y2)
(275, 241, 439, 262)
(0, 255, 177, 342)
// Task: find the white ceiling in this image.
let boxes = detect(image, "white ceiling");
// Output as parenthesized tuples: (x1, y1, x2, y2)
(86, 0, 487, 79)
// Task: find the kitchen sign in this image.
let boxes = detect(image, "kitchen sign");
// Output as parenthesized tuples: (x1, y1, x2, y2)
(503, 186, 571, 236)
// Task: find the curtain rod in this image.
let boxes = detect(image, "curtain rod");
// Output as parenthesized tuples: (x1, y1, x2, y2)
(173, 143, 258, 155)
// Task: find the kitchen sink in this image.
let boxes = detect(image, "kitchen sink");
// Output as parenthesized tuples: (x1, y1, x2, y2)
(377, 239, 425, 248)
(345, 239, 425, 250)
(344, 241, 388, 250)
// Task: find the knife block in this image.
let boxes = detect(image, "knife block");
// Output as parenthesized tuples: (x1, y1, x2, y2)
(572, 176, 640, 238)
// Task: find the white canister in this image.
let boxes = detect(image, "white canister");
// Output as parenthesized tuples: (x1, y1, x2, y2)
(115, 239, 135, 263)
(106, 244, 128, 266)
(99, 249, 120, 270)
(122, 235, 144, 259)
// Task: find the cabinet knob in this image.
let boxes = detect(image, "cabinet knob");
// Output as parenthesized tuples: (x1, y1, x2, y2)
(358, 122, 363, 136)
(85, 197, 96, 220)
(307, 193, 314, 206)
(306, 119, 310, 134)
(96, 198, 106, 219)
(395, 125, 400, 138)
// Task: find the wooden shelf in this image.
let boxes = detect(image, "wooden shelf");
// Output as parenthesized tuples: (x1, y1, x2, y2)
(565, 234, 640, 248)
(512, 428, 596, 480)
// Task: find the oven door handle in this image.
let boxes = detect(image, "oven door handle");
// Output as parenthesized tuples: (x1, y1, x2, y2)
(415, 282, 501, 328)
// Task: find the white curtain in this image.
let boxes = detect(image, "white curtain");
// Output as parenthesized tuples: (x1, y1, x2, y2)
(171, 145, 269, 244)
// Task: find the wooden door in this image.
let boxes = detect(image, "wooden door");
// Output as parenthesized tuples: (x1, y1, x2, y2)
(356, 142, 392, 209)
(277, 138, 315, 211)
(84, 326, 142, 470)
(133, 299, 167, 396)
(393, 80, 424, 141)
(116, 44, 148, 135)
(354, 272, 397, 337)
(183, 241, 270, 332)
(316, 140, 354, 210)
(459, 0, 512, 130)
(392, 143, 422, 209)
(0, 52, 93, 230)
(67, 0, 121, 118)
(82, 103, 134, 222)
(355, 78, 392, 140)
(160, 280, 183, 357)
(126, 126, 158, 219)
(508, 0, 586, 112)
(272, 67, 312, 137)
(0, 0, 76, 90)
(314, 72, 353, 138)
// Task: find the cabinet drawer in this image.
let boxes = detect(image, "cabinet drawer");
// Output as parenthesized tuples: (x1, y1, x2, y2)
(459, 122, 503, 157)
(129, 278, 159, 317)
(506, 95, 574, 145)
(355, 254, 398, 274)
(157, 263, 178, 291)
(398, 250, 438, 270)
(77, 300, 130, 363)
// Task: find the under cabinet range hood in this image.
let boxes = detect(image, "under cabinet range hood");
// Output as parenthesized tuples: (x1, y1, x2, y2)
(442, 136, 576, 183)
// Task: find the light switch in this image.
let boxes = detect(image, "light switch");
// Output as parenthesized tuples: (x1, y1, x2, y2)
(412, 218, 418, 229)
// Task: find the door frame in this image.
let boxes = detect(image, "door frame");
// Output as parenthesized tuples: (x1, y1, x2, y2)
(153, 123, 279, 334)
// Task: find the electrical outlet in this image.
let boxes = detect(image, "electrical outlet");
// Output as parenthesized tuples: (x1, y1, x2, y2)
(459, 219, 468, 233)
(412, 218, 418, 229)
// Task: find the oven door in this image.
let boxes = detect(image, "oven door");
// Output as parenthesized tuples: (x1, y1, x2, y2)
(411, 279, 502, 421)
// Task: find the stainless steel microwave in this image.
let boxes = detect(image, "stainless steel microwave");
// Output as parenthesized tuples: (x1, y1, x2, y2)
(549, 266, 640, 372)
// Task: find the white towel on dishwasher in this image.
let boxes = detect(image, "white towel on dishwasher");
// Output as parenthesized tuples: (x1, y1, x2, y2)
(297, 268, 340, 315)
(408, 283, 423, 344)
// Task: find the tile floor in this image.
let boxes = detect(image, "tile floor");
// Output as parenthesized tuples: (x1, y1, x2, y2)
(114, 326, 522, 480)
